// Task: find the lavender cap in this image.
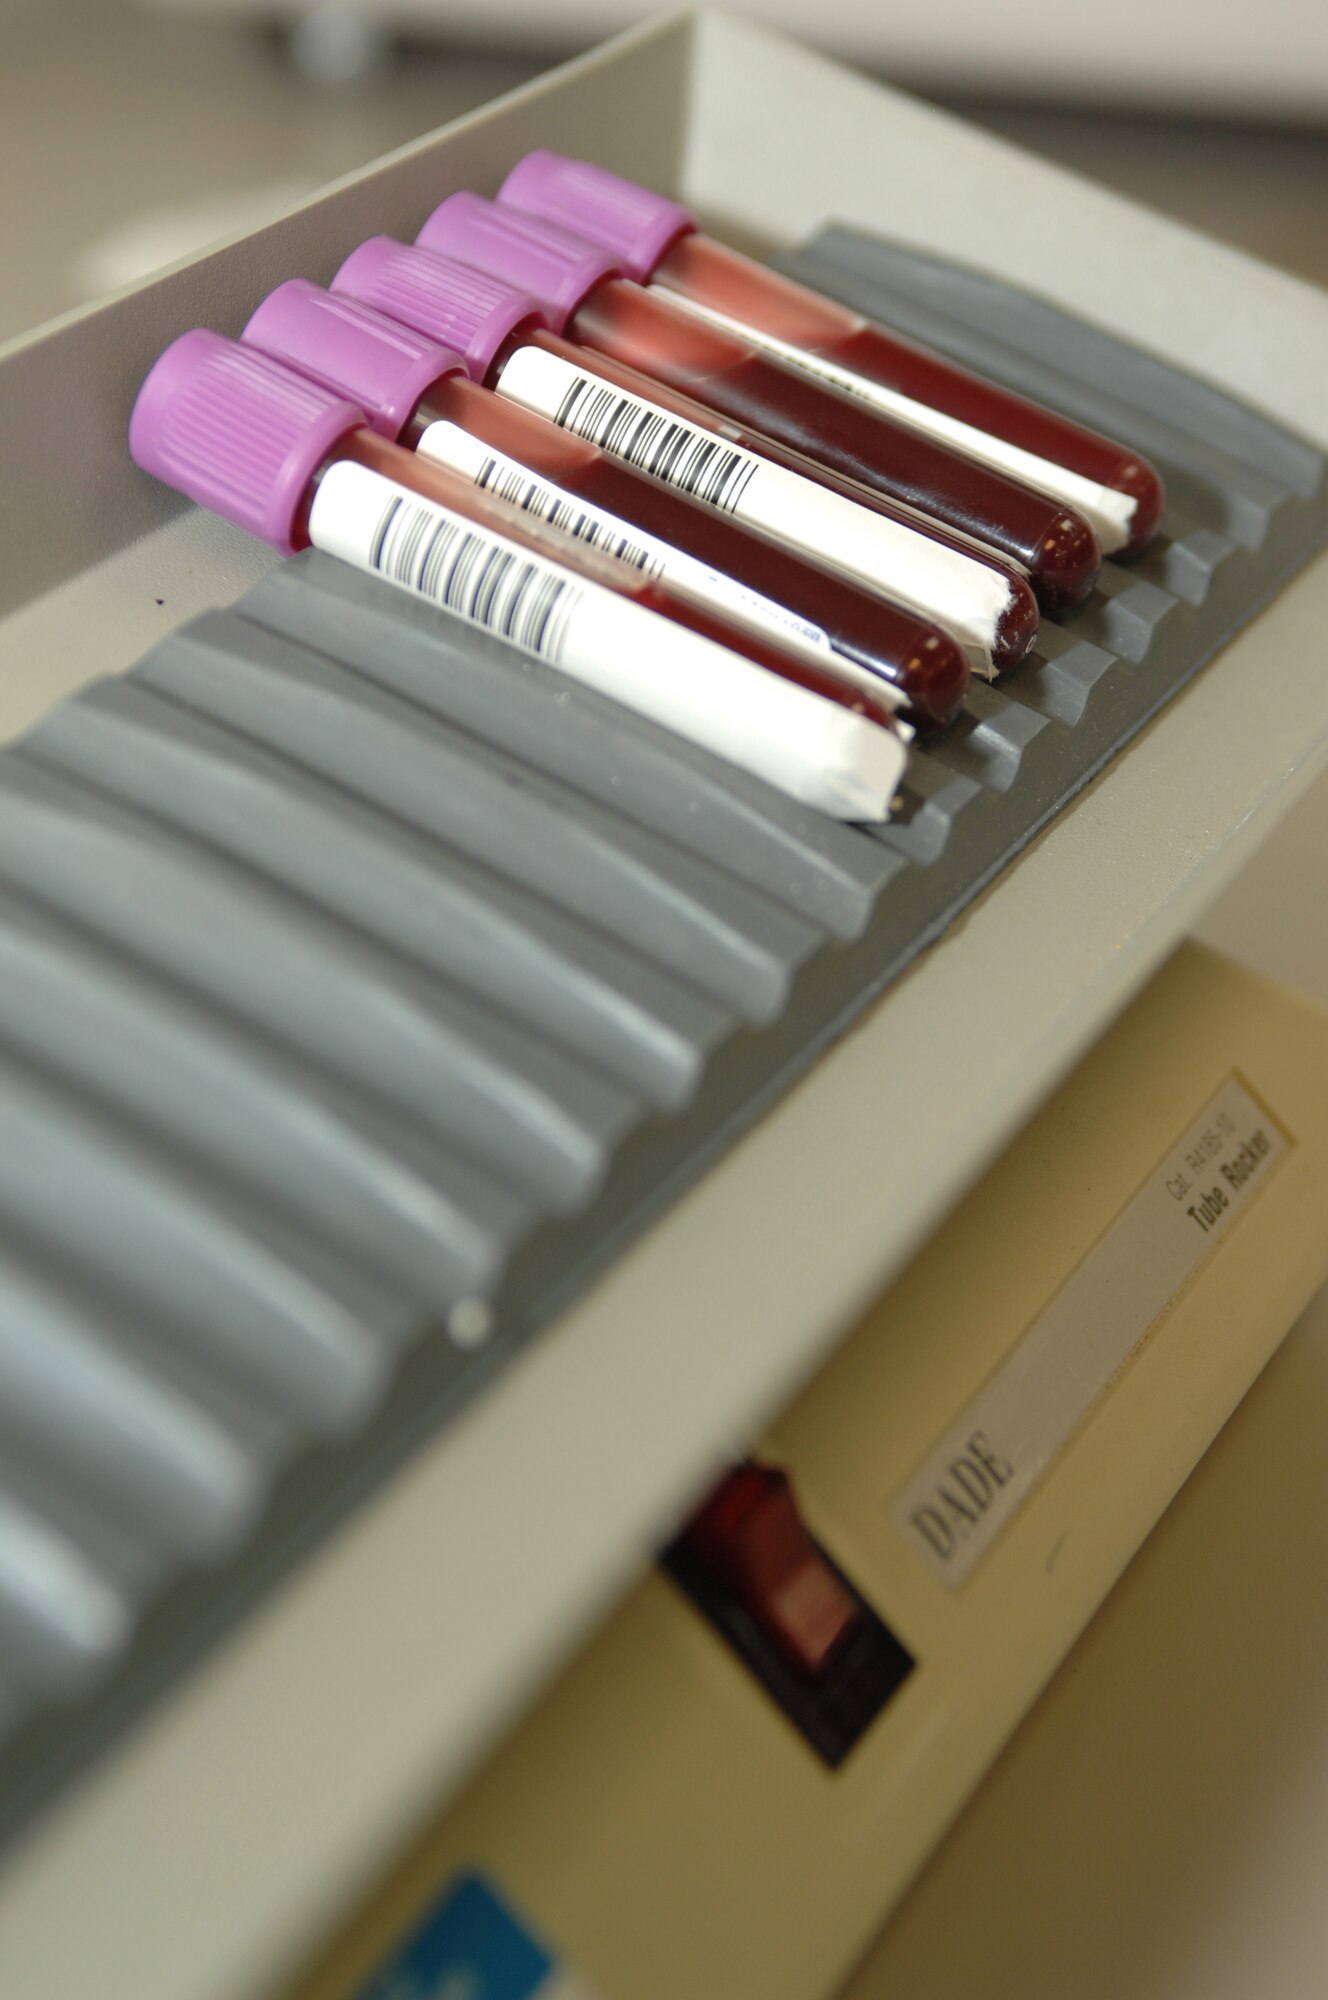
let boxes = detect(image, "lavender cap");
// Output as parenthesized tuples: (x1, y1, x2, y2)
(498, 152, 695, 283)
(242, 280, 466, 440)
(416, 193, 624, 329)
(333, 237, 546, 381)
(128, 330, 364, 554)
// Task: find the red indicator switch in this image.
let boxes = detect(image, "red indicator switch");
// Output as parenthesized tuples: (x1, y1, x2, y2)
(682, 1464, 862, 1678)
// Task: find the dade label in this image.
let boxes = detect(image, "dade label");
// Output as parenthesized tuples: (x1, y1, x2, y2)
(890, 1075, 1289, 1587)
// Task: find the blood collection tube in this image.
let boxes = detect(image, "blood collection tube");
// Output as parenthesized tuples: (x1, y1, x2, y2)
(243, 279, 970, 727)
(128, 333, 908, 822)
(416, 195, 1101, 615)
(497, 152, 1166, 561)
(331, 238, 1039, 677)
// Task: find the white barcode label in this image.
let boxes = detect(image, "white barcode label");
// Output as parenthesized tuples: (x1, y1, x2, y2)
(505, 352, 765, 512)
(416, 421, 839, 669)
(496, 345, 1012, 666)
(323, 466, 582, 662)
(306, 460, 907, 822)
(423, 423, 668, 577)
(654, 288, 1135, 555)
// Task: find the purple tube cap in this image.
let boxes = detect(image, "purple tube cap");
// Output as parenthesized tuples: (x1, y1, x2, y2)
(333, 236, 546, 382)
(243, 280, 467, 441)
(129, 329, 365, 554)
(498, 152, 695, 283)
(417, 193, 625, 327)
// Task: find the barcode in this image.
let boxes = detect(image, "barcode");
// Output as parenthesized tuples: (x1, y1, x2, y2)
(552, 375, 759, 514)
(474, 456, 666, 577)
(370, 494, 579, 663)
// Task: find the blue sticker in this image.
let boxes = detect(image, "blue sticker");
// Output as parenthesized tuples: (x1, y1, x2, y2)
(355, 1871, 555, 2000)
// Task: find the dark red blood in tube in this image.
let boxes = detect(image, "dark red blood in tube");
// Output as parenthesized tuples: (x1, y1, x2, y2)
(245, 275, 974, 724)
(564, 278, 1101, 617)
(331, 234, 1040, 676)
(406, 376, 970, 724)
(336, 430, 903, 730)
(652, 233, 1165, 559)
(493, 159, 1162, 562)
(504, 325, 1042, 667)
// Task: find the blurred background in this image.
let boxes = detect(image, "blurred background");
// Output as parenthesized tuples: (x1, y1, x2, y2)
(1, 0, 1326, 347)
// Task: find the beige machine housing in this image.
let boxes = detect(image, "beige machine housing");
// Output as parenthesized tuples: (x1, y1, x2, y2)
(283, 943, 1328, 2000)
